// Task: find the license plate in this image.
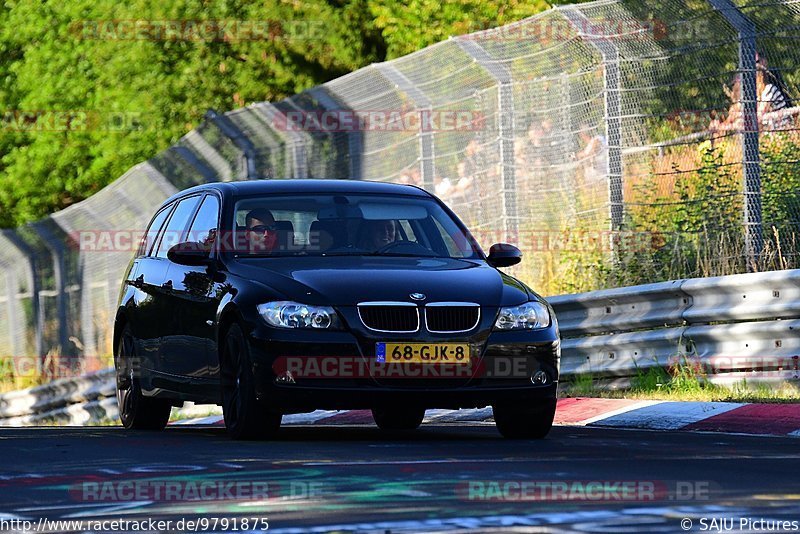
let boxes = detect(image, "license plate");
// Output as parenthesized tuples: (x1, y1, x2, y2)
(376, 342, 470, 364)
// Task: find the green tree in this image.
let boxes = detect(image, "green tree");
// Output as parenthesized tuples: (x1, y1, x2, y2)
(0, 0, 566, 227)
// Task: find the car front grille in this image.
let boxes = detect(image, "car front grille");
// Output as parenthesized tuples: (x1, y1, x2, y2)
(425, 304, 480, 333)
(358, 304, 419, 332)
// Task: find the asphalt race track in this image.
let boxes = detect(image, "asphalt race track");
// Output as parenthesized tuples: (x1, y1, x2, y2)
(1, 423, 800, 533)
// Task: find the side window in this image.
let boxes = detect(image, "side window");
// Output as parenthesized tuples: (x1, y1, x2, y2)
(138, 205, 172, 257)
(187, 195, 220, 249)
(155, 196, 202, 258)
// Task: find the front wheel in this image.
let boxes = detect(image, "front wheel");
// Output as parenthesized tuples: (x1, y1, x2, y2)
(115, 325, 171, 430)
(372, 407, 426, 431)
(493, 399, 557, 439)
(220, 323, 281, 440)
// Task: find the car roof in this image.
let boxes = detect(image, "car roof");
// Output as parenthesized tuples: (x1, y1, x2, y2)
(163, 179, 431, 205)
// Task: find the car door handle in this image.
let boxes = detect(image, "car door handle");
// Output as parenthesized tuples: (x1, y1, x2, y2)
(162, 280, 173, 290)
(130, 275, 144, 289)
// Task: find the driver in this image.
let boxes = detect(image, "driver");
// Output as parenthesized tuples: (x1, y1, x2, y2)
(244, 209, 279, 253)
(361, 219, 398, 250)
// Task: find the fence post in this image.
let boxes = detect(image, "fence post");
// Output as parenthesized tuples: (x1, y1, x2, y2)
(30, 223, 70, 359)
(308, 87, 363, 180)
(205, 109, 259, 180)
(169, 146, 218, 182)
(0, 262, 22, 357)
(707, 0, 763, 269)
(1, 230, 42, 360)
(560, 7, 624, 233)
(374, 64, 436, 191)
(455, 38, 518, 240)
(254, 102, 310, 179)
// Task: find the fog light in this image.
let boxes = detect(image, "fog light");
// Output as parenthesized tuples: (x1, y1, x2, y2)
(531, 370, 549, 385)
(275, 371, 296, 385)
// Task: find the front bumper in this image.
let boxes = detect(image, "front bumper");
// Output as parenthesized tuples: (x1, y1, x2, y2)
(244, 322, 560, 413)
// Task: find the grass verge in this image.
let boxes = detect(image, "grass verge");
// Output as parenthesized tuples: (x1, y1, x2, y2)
(561, 356, 800, 403)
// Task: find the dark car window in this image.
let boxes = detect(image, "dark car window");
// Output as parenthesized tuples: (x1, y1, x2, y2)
(155, 195, 202, 259)
(187, 195, 220, 251)
(138, 204, 173, 257)
(230, 193, 481, 259)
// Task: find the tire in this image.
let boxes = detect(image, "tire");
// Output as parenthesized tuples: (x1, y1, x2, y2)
(115, 324, 171, 430)
(220, 323, 281, 440)
(493, 399, 557, 439)
(372, 407, 426, 431)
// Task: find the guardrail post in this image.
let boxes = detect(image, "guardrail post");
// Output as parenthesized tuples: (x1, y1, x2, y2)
(374, 64, 436, 191)
(455, 38, 518, 240)
(560, 7, 624, 233)
(204, 109, 259, 180)
(707, 0, 763, 269)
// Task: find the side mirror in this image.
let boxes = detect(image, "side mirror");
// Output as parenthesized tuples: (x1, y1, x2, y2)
(168, 243, 212, 267)
(487, 243, 522, 268)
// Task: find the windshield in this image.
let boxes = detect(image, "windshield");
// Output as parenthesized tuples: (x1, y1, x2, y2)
(228, 193, 482, 259)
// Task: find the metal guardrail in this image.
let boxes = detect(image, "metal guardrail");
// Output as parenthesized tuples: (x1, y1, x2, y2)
(0, 369, 116, 426)
(553, 269, 800, 382)
(3, 269, 800, 425)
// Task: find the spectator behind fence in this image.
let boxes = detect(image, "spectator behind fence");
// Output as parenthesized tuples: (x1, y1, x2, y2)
(576, 123, 608, 185)
(453, 138, 479, 202)
(709, 75, 743, 134)
(710, 52, 793, 135)
(397, 167, 423, 187)
(756, 52, 792, 130)
(514, 118, 554, 190)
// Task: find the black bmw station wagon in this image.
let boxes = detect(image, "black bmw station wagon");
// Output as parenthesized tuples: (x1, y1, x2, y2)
(114, 180, 560, 439)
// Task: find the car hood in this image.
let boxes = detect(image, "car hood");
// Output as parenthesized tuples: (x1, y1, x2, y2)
(227, 256, 533, 307)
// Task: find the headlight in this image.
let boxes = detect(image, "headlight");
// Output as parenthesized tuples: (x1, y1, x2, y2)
(494, 301, 550, 330)
(257, 301, 341, 329)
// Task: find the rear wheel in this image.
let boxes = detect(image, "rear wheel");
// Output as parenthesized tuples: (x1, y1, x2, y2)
(493, 399, 557, 439)
(372, 407, 426, 431)
(220, 323, 281, 440)
(115, 325, 171, 430)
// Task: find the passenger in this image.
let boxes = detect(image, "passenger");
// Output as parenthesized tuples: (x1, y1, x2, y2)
(360, 219, 398, 250)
